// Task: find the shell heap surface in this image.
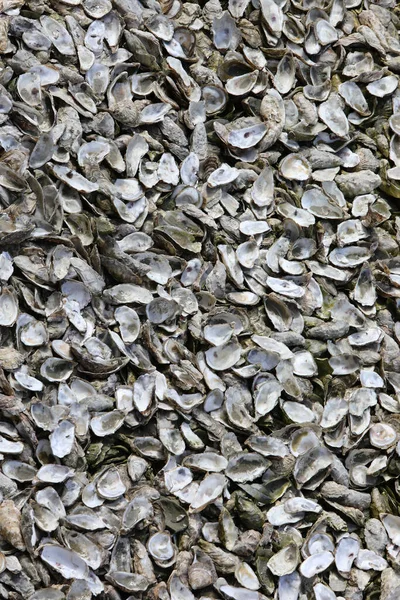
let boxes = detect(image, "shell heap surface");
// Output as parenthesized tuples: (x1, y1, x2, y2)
(2, 0, 400, 599)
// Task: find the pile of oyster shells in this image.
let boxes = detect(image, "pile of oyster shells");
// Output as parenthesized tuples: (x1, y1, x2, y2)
(3, 0, 400, 598)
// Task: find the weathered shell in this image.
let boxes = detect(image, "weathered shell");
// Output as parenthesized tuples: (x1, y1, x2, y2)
(280, 154, 311, 181)
(369, 423, 397, 449)
(313, 583, 337, 600)
(1, 0, 400, 597)
(318, 95, 349, 137)
(0, 501, 25, 551)
(40, 359, 75, 382)
(115, 306, 141, 343)
(300, 552, 334, 578)
(147, 531, 176, 566)
(367, 76, 398, 97)
(339, 81, 370, 115)
(190, 474, 227, 512)
(212, 12, 241, 51)
(0, 288, 18, 327)
(41, 17, 75, 55)
(90, 411, 125, 437)
(268, 544, 299, 577)
(205, 339, 241, 370)
(226, 453, 268, 482)
(355, 549, 387, 571)
(103, 284, 153, 305)
(41, 545, 89, 579)
(96, 468, 126, 499)
(335, 536, 360, 573)
(49, 421, 75, 458)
